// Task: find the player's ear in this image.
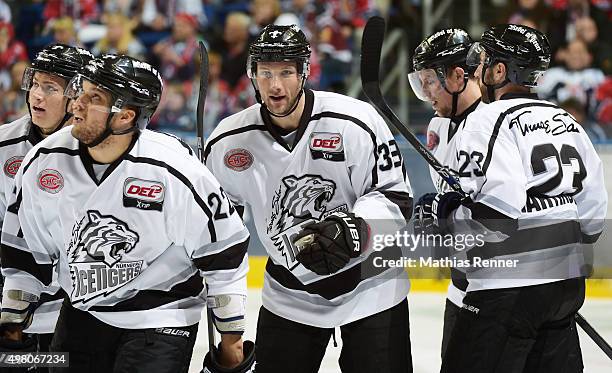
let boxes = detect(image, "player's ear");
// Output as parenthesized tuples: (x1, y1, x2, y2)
(114, 108, 136, 129)
(494, 62, 507, 84)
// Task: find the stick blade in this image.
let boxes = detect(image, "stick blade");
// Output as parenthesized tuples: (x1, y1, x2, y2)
(360, 16, 386, 87)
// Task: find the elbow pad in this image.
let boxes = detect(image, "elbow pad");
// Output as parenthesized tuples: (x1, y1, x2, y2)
(207, 294, 246, 335)
(0, 289, 39, 329)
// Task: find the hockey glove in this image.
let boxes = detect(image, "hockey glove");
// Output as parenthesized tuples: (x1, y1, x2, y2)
(414, 191, 463, 234)
(293, 211, 370, 275)
(202, 340, 256, 373)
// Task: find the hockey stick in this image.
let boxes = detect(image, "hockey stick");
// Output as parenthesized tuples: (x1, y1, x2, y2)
(360, 16, 465, 198)
(196, 40, 217, 364)
(575, 313, 612, 360)
(361, 15, 612, 361)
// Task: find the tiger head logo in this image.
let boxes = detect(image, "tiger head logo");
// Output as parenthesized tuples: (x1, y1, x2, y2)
(279, 175, 335, 222)
(77, 210, 139, 267)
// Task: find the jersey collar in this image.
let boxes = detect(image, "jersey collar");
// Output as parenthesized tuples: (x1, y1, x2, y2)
(260, 88, 314, 152)
(499, 92, 539, 100)
(78, 131, 140, 185)
(449, 98, 481, 140)
(27, 122, 45, 146)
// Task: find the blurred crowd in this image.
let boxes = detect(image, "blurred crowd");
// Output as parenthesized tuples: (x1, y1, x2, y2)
(0, 0, 610, 141)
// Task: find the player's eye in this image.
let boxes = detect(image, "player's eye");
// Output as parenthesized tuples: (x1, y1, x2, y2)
(281, 70, 295, 78)
(258, 71, 273, 79)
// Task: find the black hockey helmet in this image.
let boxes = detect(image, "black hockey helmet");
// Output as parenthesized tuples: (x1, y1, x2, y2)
(22, 43, 94, 90)
(66, 54, 163, 130)
(412, 28, 475, 75)
(247, 24, 311, 78)
(247, 24, 311, 118)
(409, 28, 475, 118)
(467, 24, 550, 88)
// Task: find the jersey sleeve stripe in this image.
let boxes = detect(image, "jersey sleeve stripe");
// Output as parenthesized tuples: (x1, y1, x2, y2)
(193, 237, 249, 271)
(379, 190, 413, 220)
(310, 111, 379, 188)
(466, 220, 582, 261)
(203, 124, 267, 164)
(87, 270, 205, 312)
(1, 231, 30, 252)
(481, 102, 559, 175)
(0, 244, 54, 286)
(123, 155, 218, 242)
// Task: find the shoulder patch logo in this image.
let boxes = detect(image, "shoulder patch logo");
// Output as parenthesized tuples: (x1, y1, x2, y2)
(123, 177, 165, 211)
(426, 130, 440, 151)
(3, 156, 23, 178)
(224, 148, 253, 171)
(37, 169, 64, 194)
(309, 132, 344, 161)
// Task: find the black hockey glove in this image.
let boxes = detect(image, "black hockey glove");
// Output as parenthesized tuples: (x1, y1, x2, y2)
(202, 340, 256, 373)
(414, 191, 463, 234)
(293, 211, 370, 275)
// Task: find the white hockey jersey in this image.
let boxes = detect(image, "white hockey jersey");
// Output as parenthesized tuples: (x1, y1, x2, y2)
(0, 115, 61, 333)
(426, 99, 485, 307)
(1, 127, 250, 329)
(453, 93, 607, 291)
(205, 89, 413, 328)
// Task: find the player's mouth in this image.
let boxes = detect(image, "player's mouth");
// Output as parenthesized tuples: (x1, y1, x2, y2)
(31, 106, 46, 114)
(72, 115, 84, 124)
(269, 95, 286, 104)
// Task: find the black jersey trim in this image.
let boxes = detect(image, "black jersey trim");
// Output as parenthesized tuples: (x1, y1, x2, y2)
(464, 200, 518, 236)
(309, 111, 379, 188)
(40, 288, 67, 303)
(6, 190, 22, 215)
(380, 191, 413, 221)
(481, 102, 560, 175)
(123, 155, 218, 242)
(21, 147, 80, 175)
(581, 231, 602, 244)
(203, 124, 267, 163)
(0, 244, 53, 286)
(0, 135, 29, 149)
(87, 271, 205, 312)
(78, 132, 140, 185)
(193, 237, 249, 271)
(449, 98, 480, 140)
(151, 130, 194, 156)
(265, 244, 403, 300)
(466, 220, 582, 261)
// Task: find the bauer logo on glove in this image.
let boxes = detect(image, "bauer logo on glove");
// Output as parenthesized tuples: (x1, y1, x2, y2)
(292, 211, 370, 275)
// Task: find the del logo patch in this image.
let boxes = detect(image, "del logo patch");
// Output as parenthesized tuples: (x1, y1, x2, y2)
(426, 130, 440, 151)
(37, 169, 64, 194)
(3, 156, 23, 178)
(224, 148, 253, 171)
(123, 177, 165, 211)
(309, 132, 344, 161)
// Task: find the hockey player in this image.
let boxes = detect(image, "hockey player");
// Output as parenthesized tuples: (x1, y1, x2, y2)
(205, 24, 414, 372)
(0, 44, 93, 362)
(417, 24, 607, 372)
(408, 28, 484, 358)
(0, 54, 253, 372)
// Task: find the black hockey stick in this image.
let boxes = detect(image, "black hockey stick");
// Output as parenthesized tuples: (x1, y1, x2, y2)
(361, 15, 612, 361)
(360, 16, 465, 198)
(196, 40, 217, 364)
(575, 313, 612, 360)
